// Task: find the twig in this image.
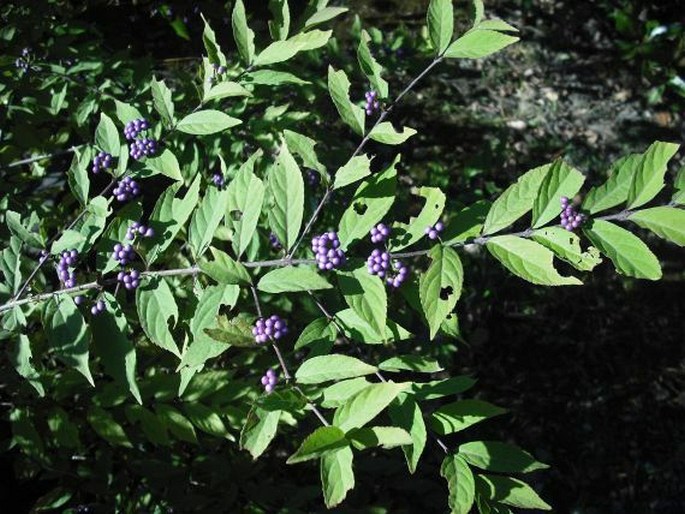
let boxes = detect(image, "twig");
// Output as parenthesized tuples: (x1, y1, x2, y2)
(1, 146, 84, 171)
(286, 56, 445, 258)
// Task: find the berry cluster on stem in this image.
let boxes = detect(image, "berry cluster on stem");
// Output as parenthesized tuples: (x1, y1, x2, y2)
(260, 368, 278, 394)
(253, 315, 288, 344)
(56, 249, 78, 288)
(560, 197, 585, 231)
(91, 151, 112, 174)
(311, 232, 345, 271)
(113, 177, 140, 202)
(126, 221, 154, 240)
(425, 221, 444, 240)
(364, 90, 380, 115)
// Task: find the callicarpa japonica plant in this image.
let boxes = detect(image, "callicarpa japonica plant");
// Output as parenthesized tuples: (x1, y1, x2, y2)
(1, 0, 684, 512)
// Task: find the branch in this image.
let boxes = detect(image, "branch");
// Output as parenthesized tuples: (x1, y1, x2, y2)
(286, 55, 445, 258)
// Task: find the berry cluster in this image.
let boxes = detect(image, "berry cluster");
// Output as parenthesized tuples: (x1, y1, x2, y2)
(113, 177, 140, 202)
(117, 269, 140, 290)
(425, 221, 444, 240)
(367, 249, 390, 277)
(312, 231, 345, 271)
(112, 243, 135, 265)
(56, 249, 79, 288)
(14, 47, 30, 72)
(385, 260, 409, 289)
(211, 173, 225, 188)
(370, 223, 390, 244)
(366, 249, 409, 289)
(90, 299, 105, 316)
(560, 197, 585, 231)
(364, 90, 380, 116)
(124, 118, 150, 141)
(129, 137, 158, 160)
(260, 368, 278, 394)
(126, 221, 154, 240)
(252, 315, 288, 344)
(91, 151, 113, 174)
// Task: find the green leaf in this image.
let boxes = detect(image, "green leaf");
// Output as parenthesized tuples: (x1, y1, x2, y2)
(444, 29, 519, 59)
(333, 381, 409, 432)
(6, 210, 43, 248)
(532, 160, 585, 228)
(268, 141, 305, 252)
(320, 446, 355, 508)
(531, 227, 602, 271)
(627, 141, 680, 209)
(11, 334, 44, 396)
(268, 0, 290, 40)
(283, 130, 326, 175)
(338, 156, 398, 250)
(473, 0, 484, 25)
(258, 266, 332, 293)
(88, 407, 132, 447)
(296, 354, 378, 384)
(203, 313, 256, 348)
(459, 441, 549, 473)
(483, 164, 551, 235)
(151, 76, 174, 127)
(255, 30, 332, 66)
(189, 186, 229, 258)
(113, 100, 143, 125)
(45, 298, 93, 385)
(232, 0, 256, 64)
(357, 30, 388, 98)
(226, 151, 265, 257)
(328, 66, 365, 136)
(246, 69, 309, 86)
(389, 395, 427, 473)
(240, 407, 281, 458)
(176, 110, 241, 135)
(337, 268, 387, 339)
(369, 122, 417, 145)
(428, 0, 454, 54)
(419, 245, 464, 339)
(125, 405, 170, 446)
(0, 236, 22, 294)
(333, 154, 372, 190)
(49, 83, 68, 115)
(347, 426, 412, 450)
(335, 308, 412, 345)
(91, 293, 142, 404)
(95, 112, 120, 156)
(155, 404, 198, 444)
(476, 19, 519, 32)
(141, 148, 182, 181)
(199, 247, 251, 285)
(379, 355, 443, 373)
(582, 154, 641, 214)
(203, 81, 251, 102)
(95, 201, 142, 274)
(441, 454, 475, 514)
(390, 186, 446, 251)
(321, 378, 371, 408)
(443, 200, 491, 244)
(180, 285, 240, 369)
(304, 7, 348, 30)
(430, 399, 506, 435)
(294, 317, 337, 350)
(411, 376, 477, 400)
(66, 147, 90, 207)
(475, 474, 551, 510)
(145, 174, 201, 264)
(136, 276, 180, 357)
(183, 402, 229, 439)
(629, 206, 685, 246)
(486, 236, 583, 285)
(287, 426, 348, 464)
(583, 219, 662, 279)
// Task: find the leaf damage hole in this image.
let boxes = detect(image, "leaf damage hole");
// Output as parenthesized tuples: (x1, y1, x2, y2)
(440, 286, 453, 301)
(353, 203, 367, 215)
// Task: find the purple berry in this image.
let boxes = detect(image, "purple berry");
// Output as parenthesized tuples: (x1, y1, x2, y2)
(124, 118, 149, 141)
(269, 233, 282, 251)
(112, 243, 135, 265)
(91, 151, 113, 174)
(129, 137, 158, 160)
(117, 269, 141, 290)
(425, 222, 444, 241)
(364, 90, 381, 115)
(370, 223, 390, 244)
(559, 197, 585, 232)
(112, 177, 140, 202)
(211, 173, 225, 188)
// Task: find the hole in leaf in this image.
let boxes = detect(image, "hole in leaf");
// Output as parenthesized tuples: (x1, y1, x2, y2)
(440, 286, 453, 300)
(353, 203, 367, 215)
(229, 209, 243, 222)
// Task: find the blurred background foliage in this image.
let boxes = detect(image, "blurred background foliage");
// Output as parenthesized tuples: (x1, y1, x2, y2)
(1, 0, 683, 512)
